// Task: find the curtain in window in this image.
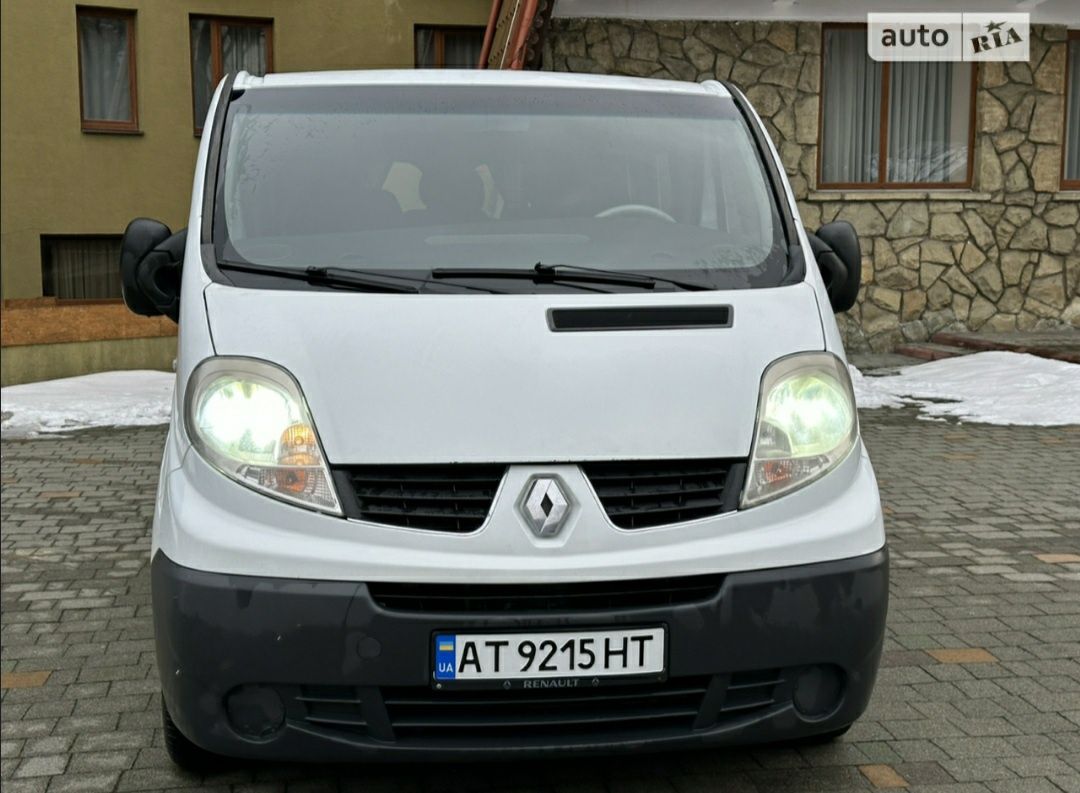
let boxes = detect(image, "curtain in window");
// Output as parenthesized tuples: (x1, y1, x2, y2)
(191, 21, 268, 130)
(416, 29, 436, 67)
(42, 238, 123, 300)
(191, 19, 214, 129)
(820, 29, 881, 184)
(415, 28, 483, 68)
(442, 30, 483, 68)
(222, 25, 268, 76)
(1066, 40, 1080, 181)
(888, 63, 954, 183)
(78, 15, 132, 121)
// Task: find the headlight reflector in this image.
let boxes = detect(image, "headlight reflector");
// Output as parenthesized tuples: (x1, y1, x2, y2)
(185, 357, 341, 514)
(742, 353, 857, 507)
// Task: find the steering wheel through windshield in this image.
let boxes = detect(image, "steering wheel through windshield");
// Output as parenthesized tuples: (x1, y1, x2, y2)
(594, 204, 677, 223)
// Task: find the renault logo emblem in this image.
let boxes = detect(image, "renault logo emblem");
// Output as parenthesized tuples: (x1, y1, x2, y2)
(520, 476, 571, 537)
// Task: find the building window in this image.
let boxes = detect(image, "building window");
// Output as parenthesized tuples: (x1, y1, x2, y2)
(819, 25, 974, 188)
(41, 236, 123, 301)
(415, 26, 485, 68)
(76, 7, 137, 133)
(1064, 31, 1080, 189)
(191, 16, 273, 132)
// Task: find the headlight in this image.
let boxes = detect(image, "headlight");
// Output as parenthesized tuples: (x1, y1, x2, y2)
(184, 357, 341, 514)
(742, 352, 857, 508)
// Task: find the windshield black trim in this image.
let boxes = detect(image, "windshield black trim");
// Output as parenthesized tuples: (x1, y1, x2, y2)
(199, 72, 238, 283)
(720, 81, 806, 285)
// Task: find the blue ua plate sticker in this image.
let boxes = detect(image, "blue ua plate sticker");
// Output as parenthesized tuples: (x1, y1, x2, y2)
(435, 634, 456, 680)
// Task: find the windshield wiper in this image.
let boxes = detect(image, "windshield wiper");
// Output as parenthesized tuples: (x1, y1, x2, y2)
(218, 261, 503, 294)
(431, 263, 709, 291)
(219, 260, 419, 293)
(536, 263, 710, 292)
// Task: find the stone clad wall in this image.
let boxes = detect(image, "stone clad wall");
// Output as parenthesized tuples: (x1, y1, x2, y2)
(544, 20, 1080, 350)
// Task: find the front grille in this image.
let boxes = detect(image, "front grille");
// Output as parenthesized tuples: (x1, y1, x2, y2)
(383, 676, 711, 741)
(334, 459, 745, 532)
(368, 575, 723, 614)
(334, 464, 506, 532)
(581, 459, 745, 529)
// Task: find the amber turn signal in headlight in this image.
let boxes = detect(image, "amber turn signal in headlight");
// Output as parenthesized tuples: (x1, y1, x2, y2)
(184, 357, 341, 514)
(742, 352, 858, 508)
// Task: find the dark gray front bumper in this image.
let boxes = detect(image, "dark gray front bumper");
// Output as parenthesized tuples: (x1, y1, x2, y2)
(152, 547, 888, 761)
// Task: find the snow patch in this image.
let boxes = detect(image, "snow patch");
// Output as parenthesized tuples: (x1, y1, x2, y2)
(851, 351, 1080, 426)
(1, 370, 174, 438)
(849, 366, 905, 410)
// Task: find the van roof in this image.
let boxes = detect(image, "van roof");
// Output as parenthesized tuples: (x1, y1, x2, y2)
(234, 69, 731, 98)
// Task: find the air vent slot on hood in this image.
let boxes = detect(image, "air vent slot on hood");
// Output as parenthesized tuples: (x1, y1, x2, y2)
(548, 305, 732, 332)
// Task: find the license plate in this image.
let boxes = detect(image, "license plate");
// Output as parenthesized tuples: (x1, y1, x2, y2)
(432, 627, 665, 684)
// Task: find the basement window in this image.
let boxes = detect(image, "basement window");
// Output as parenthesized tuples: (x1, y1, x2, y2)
(41, 235, 123, 301)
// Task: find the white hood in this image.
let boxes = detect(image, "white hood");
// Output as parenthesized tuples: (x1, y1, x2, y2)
(204, 284, 824, 464)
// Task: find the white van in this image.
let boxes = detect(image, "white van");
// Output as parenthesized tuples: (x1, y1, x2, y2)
(121, 70, 887, 767)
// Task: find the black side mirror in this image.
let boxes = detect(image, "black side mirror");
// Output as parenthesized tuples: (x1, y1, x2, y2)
(807, 221, 862, 313)
(120, 218, 186, 322)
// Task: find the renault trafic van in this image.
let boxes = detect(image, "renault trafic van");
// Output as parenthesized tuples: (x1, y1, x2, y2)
(121, 70, 887, 767)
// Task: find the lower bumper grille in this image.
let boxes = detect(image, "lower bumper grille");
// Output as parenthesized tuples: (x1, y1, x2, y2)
(293, 685, 370, 735)
(282, 669, 786, 745)
(722, 669, 787, 715)
(384, 676, 710, 741)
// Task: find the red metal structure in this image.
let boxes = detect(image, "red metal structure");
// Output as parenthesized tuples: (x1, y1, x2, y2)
(478, 0, 551, 69)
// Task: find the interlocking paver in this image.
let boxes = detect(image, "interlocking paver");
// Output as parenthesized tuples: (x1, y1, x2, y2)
(858, 764, 908, 788)
(14, 754, 69, 778)
(2, 411, 1078, 792)
(46, 773, 123, 793)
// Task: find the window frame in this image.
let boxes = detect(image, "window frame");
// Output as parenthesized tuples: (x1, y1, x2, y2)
(816, 22, 978, 190)
(75, 6, 139, 134)
(1062, 30, 1080, 191)
(414, 24, 486, 69)
(189, 14, 274, 135)
(40, 233, 125, 303)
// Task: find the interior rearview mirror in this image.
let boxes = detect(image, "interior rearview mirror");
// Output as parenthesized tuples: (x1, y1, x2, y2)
(120, 218, 186, 322)
(807, 221, 862, 313)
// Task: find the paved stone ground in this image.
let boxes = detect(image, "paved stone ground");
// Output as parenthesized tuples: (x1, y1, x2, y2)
(2, 409, 1079, 793)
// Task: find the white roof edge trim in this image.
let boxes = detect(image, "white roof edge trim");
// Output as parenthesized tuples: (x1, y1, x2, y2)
(231, 69, 731, 97)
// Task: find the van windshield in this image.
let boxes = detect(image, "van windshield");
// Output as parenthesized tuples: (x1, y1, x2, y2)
(214, 85, 791, 292)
